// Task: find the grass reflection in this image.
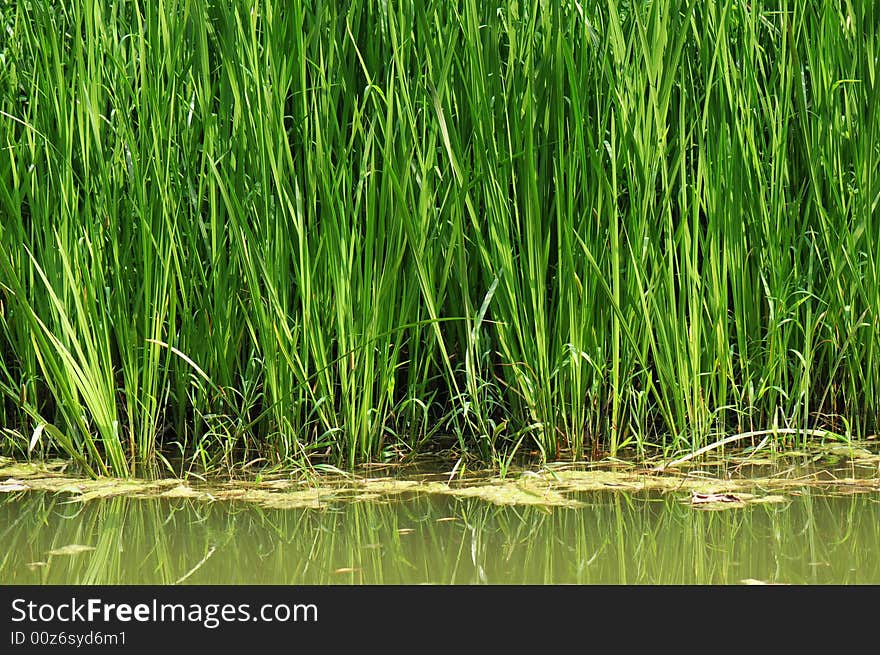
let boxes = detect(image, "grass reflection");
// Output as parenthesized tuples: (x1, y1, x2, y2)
(1, 489, 878, 584)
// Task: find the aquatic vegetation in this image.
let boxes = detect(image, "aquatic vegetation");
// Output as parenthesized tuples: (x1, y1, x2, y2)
(2, 448, 879, 513)
(1, 1, 878, 476)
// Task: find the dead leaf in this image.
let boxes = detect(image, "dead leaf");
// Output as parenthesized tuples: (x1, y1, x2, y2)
(741, 578, 788, 585)
(29, 424, 45, 453)
(690, 492, 742, 504)
(47, 544, 95, 557)
(0, 478, 28, 493)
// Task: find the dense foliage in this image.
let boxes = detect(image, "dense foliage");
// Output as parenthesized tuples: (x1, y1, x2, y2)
(1, 0, 878, 476)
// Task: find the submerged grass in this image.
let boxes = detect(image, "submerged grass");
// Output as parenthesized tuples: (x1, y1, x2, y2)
(1, 0, 879, 476)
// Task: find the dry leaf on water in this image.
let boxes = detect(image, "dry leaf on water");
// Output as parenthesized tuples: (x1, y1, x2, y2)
(690, 492, 742, 504)
(46, 544, 96, 557)
(0, 479, 28, 493)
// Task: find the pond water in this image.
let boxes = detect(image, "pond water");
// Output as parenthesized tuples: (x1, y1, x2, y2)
(2, 484, 879, 584)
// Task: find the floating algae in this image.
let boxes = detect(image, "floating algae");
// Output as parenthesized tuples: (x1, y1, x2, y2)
(1, 452, 879, 511)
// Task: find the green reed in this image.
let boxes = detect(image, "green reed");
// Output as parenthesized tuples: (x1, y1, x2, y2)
(1, 0, 878, 475)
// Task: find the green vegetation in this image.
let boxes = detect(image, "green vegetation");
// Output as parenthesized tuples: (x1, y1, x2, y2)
(1, 0, 878, 477)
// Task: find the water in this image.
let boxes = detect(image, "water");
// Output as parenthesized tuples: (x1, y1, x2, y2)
(2, 485, 879, 584)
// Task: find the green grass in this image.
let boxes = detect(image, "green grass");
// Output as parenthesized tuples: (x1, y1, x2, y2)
(1, 0, 879, 477)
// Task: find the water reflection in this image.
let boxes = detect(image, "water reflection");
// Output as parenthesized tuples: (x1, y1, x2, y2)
(1, 487, 877, 584)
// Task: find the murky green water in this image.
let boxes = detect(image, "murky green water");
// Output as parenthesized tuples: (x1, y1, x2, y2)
(2, 486, 879, 584)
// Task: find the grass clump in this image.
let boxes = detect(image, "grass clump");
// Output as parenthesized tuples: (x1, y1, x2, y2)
(1, 0, 878, 477)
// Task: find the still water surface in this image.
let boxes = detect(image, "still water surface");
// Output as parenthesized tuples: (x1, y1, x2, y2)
(2, 486, 878, 584)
